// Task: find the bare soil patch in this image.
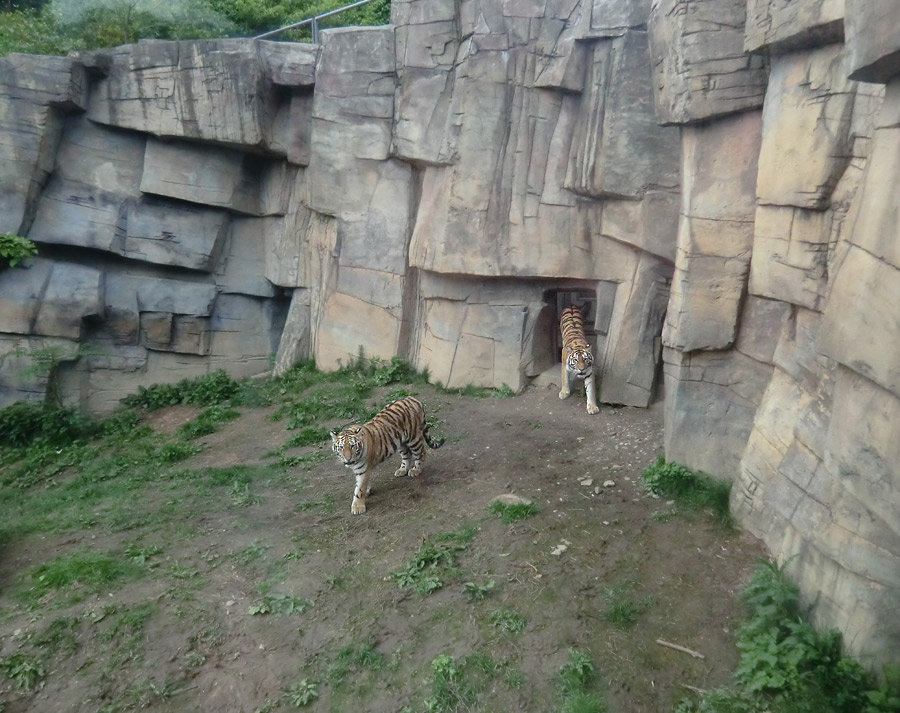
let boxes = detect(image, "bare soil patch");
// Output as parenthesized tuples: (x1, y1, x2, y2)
(0, 382, 767, 713)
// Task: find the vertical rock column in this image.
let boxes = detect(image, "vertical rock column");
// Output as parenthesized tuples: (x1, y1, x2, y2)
(649, 0, 770, 476)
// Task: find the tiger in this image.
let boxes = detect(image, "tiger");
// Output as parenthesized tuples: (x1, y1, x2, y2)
(558, 304, 600, 414)
(330, 395, 445, 515)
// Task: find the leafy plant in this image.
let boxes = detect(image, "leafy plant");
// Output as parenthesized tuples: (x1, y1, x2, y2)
(680, 559, 900, 713)
(248, 593, 312, 616)
(0, 400, 91, 448)
(640, 455, 732, 525)
(463, 579, 496, 602)
(555, 649, 606, 713)
(0, 653, 45, 690)
(177, 404, 240, 440)
(285, 678, 318, 707)
(328, 640, 385, 687)
(122, 369, 244, 410)
(489, 607, 526, 635)
(488, 499, 538, 524)
(0, 232, 38, 267)
(391, 530, 472, 596)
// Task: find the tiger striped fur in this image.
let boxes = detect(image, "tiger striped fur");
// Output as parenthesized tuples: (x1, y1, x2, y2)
(559, 305, 599, 414)
(331, 396, 444, 515)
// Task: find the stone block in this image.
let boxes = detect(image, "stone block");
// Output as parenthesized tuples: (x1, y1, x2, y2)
(841, 82, 900, 269)
(598, 263, 671, 406)
(393, 0, 460, 163)
(734, 296, 792, 365)
(273, 288, 311, 375)
(662, 111, 762, 352)
(0, 54, 88, 234)
(756, 46, 855, 210)
(845, 0, 900, 84)
(749, 206, 833, 310)
(663, 346, 773, 478)
(209, 294, 284, 365)
(315, 292, 402, 370)
(744, 0, 844, 55)
(120, 198, 229, 272)
(819, 245, 900, 400)
(258, 41, 318, 87)
(141, 138, 294, 216)
(648, 0, 768, 125)
(583, 0, 652, 37)
(0, 259, 102, 339)
(565, 32, 680, 199)
(0, 335, 80, 407)
(217, 218, 278, 298)
(27, 117, 145, 253)
(87, 40, 273, 148)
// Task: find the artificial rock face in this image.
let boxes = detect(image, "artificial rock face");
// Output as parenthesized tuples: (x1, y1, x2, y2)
(2, 0, 900, 666)
(651, 0, 899, 667)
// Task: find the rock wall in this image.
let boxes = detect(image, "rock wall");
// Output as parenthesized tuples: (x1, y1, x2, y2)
(1, 0, 899, 668)
(0, 2, 678, 411)
(652, 0, 899, 667)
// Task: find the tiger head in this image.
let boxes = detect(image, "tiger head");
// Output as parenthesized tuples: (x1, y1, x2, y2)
(565, 346, 594, 377)
(331, 426, 364, 466)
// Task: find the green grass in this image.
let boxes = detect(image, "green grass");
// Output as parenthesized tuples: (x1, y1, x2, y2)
(21, 549, 143, 606)
(489, 607, 526, 635)
(601, 580, 655, 630)
(391, 526, 476, 596)
(677, 560, 900, 713)
(423, 652, 503, 712)
(640, 456, 733, 525)
(488, 499, 539, 523)
(555, 650, 607, 713)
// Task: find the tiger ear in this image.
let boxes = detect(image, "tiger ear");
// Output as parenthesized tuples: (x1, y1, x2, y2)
(330, 431, 339, 443)
(565, 345, 573, 354)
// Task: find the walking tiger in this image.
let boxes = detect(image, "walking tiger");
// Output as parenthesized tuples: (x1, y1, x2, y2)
(559, 304, 600, 415)
(330, 396, 444, 515)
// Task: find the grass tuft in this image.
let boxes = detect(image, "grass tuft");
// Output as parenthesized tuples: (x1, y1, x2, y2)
(640, 456, 733, 525)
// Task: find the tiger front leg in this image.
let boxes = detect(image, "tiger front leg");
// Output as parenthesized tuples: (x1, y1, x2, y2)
(558, 353, 572, 400)
(584, 371, 599, 415)
(350, 470, 371, 515)
(394, 445, 412, 477)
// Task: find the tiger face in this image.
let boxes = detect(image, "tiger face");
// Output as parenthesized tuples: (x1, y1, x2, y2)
(331, 427, 363, 466)
(566, 347, 594, 378)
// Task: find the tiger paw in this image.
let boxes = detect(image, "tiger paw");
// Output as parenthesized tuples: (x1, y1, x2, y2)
(351, 498, 367, 515)
(408, 466, 422, 477)
(558, 389, 571, 400)
(393, 467, 408, 477)
(587, 404, 600, 415)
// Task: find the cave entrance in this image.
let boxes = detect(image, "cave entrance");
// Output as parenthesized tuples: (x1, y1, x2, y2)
(544, 288, 598, 363)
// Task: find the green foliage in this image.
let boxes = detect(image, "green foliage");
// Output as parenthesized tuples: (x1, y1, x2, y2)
(0, 400, 91, 448)
(487, 499, 538, 523)
(424, 652, 498, 713)
(680, 560, 900, 713)
(285, 678, 318, 707)
(176, 404, 240, 440)
(488, 606, 526, 635)
(0, 653, 45, 690)
(328, 640, 385, 687)
(391, 529, 473, 595)
(122, 369, 244, 410)
(555, 649, 606, 713)
(0, 232, 38, 267)
(640, 455, 733, 525)
(463, 579, 496, 602)
(602, 580, 654, 630)
(23, 548, 141, 604)
(248, 592, 312, 616)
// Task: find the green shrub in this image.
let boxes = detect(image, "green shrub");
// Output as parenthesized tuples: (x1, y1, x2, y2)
(487, 499, 538, 523)
(0, 401, 91, 448)
(122, 370, 243, 410)
(640, 455, 732, 524)
(679, 560, 900, 713)
(0, 232, 38, 268)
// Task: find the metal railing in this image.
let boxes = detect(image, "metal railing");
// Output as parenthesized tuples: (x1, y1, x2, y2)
(253, 0, 379, 43)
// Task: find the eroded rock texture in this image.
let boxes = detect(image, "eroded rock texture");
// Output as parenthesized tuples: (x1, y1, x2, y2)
(652, 0, 899, 667)
(1, 0, 900, 667)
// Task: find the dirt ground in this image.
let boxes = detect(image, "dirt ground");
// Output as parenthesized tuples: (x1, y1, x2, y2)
(0, 381, 769, 713)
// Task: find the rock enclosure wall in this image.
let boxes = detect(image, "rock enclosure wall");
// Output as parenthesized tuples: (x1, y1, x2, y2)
(652, 0, 900, 668)
(0, 0, 898, 668)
